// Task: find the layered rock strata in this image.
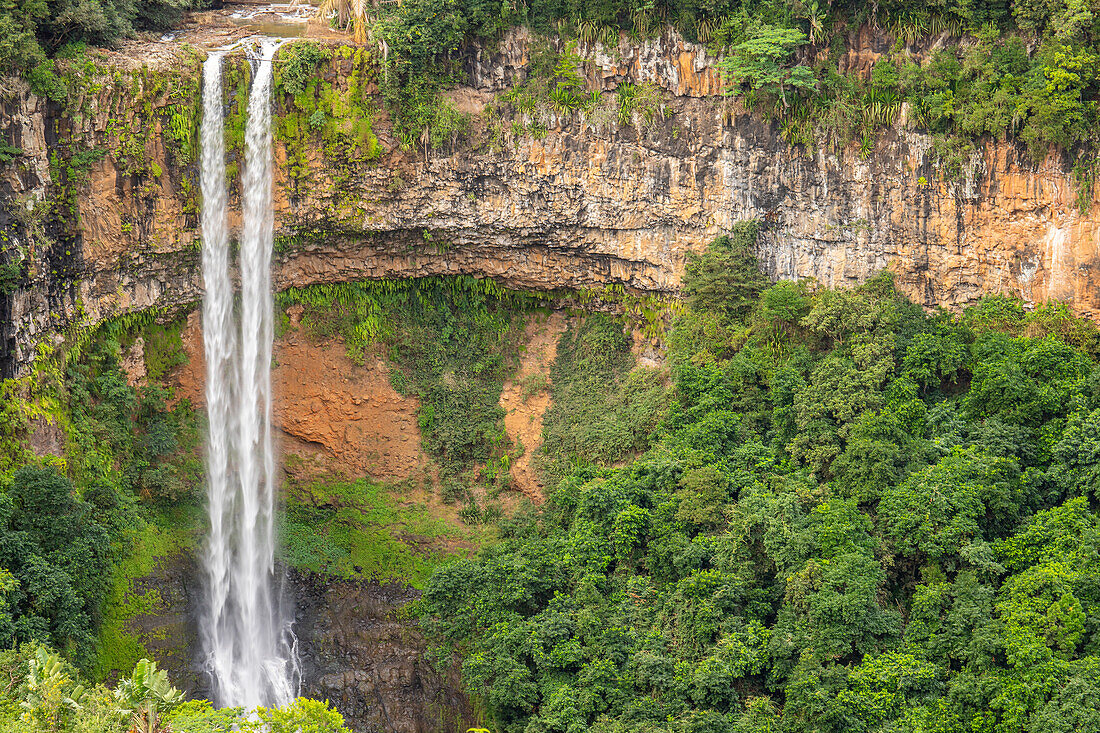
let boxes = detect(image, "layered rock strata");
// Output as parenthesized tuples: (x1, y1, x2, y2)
(1, 25, 1098, 379)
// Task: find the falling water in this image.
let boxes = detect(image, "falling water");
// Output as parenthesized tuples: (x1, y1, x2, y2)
(199, 52, 239, 707)
(199, 41, 299, 711)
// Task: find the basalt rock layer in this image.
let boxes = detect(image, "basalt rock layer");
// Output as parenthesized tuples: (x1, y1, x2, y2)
(293, 574, 475, 733)
(2, 25, 1099, 379)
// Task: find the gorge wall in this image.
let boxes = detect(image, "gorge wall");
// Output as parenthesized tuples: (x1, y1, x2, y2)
(3, 26, 1100, 377)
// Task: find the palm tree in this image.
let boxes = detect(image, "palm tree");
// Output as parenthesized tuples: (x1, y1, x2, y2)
(317, 0, 371, 43)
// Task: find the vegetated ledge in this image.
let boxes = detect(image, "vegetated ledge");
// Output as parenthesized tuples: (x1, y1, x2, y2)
(3, 26, 1100, 379)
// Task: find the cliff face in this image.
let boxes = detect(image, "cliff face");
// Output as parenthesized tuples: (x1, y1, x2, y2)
(293, 575, 475, 733)
(2, 26, 1100, 378)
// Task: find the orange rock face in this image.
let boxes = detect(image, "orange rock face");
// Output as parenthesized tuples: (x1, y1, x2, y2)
(173, 308, 425, 481)
(271, 331, 425, 480)
(499, 312, 567, 499)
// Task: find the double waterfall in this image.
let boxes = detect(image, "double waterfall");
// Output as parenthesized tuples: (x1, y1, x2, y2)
(199, 41, 300, 709)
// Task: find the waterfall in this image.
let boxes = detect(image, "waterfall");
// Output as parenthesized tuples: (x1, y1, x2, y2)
(198, 49, 239, 706)
(199, 40, 299, 711)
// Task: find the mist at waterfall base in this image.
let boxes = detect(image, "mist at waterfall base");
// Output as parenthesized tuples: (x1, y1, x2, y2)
(198, 41, 300, 710)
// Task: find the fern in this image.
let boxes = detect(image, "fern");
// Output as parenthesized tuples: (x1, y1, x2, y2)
(0, 142, 22, 164)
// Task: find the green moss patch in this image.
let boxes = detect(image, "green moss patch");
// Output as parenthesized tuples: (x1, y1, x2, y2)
(279, 477, 484, 589)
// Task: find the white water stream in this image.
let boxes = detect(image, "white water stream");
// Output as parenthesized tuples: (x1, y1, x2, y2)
(199, 40, 299, 711)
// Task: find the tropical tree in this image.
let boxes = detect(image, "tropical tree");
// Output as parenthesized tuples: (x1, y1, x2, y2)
(20, 647, 85, 733)
(719, 25, 816, 108)
(257, 698, 353, 733)
(111, 658, 184, 733)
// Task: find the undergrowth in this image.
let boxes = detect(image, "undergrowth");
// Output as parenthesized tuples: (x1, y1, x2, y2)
(538, 314, 670, 484)
(141, 317, 188, 383)
(2, 313, 202, 677)
(91, 510, 202, 682)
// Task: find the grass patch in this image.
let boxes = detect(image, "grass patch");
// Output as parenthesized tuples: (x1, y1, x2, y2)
(538, 314, 670, 483)
(279, 477, 484, 588)
(141, 316, 188, 383)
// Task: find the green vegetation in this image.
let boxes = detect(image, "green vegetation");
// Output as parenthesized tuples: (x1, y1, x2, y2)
(3, 0, 1099, 184)
(0, 259, 21, 296)
(10, 44, 204, 280)
(280, 476, 482, 588)
(0, 1, 208, 101)
(708, 11, 1100, 167)
(273, 43, 382, 193)
(368, 0, 477, 148)
(385, 283, 524, 477)
(7, 0, 1096, 196)
(682, 221, 768, 322)
(493, 41, 600, 138)
(420, 232, 1100, 733)
(484, 40, 666, 143)
(301, 0, 1100, 182)
(538, 314, 669, 483)
(0, 465, 113, 668)
(0, 143, 20, 165)
(0, 377, 52, 475)
(66, 326, 202, 506)
(90, 51, 204, 175)
(720, 25, 816, 109)
(4, 274, 667, 706)
(92, 514, 200, 682)
(274, 41, 332, 98)
(0, 646, 352, 732)
(1, 315, 201, 678)
(141, 318, 188, 383)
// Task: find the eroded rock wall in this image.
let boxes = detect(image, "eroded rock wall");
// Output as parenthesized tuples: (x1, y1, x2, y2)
(293, 574, 475, 733)
(3, 26, 1100, 378)
(172, 308, 428, 479)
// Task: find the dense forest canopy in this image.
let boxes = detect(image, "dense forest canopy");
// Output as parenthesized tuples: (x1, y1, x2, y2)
(418, 229, 1100, 733)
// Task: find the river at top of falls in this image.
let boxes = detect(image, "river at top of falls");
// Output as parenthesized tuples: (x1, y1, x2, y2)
(199, 38, 300, 711)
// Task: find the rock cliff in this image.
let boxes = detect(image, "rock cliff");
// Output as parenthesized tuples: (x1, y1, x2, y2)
(2, 25, 1099, 377)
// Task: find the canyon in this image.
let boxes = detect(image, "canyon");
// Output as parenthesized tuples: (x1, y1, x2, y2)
(4, 16, 1100, 733)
